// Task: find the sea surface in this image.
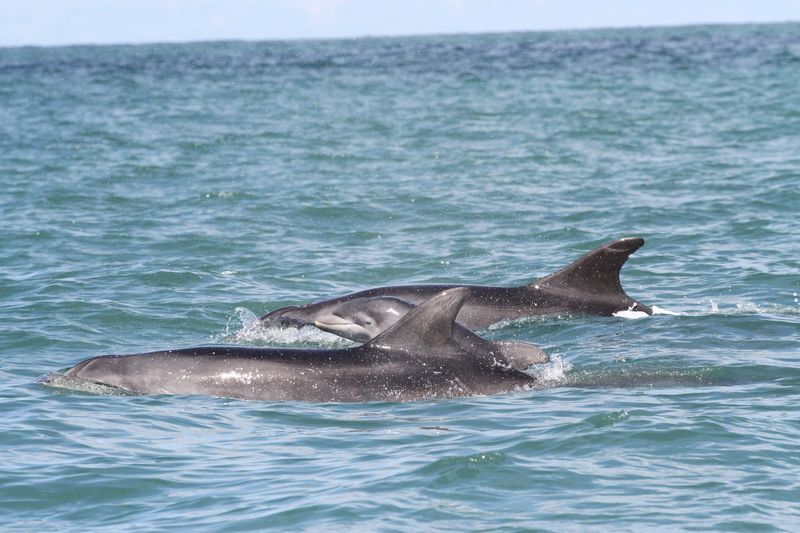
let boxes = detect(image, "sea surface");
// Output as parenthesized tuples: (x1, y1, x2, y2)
(2, 23, 800, 530)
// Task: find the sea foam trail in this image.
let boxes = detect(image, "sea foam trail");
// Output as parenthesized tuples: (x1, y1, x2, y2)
(709, 301, 800, 316)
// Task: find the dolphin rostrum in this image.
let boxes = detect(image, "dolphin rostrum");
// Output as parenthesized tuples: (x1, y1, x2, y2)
(57, 289, 536, 402)
(260, 237, 652, 331)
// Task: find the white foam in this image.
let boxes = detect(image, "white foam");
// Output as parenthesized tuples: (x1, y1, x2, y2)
(651, 306, 681, 316)
(533, 354, 573, 384)
(613, 309, 650, 319)
(218, 307, 354, 347)
(232, 322, 353, 347)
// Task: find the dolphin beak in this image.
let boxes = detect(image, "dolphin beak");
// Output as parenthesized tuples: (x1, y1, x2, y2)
(313, 316, 371, 343)
(313, 317, 358, 333)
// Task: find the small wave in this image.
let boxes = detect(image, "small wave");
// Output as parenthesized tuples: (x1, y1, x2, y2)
(583, 409, 630, 428)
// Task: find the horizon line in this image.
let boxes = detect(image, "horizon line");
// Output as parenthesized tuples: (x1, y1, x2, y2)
(2, 18, 797, 51)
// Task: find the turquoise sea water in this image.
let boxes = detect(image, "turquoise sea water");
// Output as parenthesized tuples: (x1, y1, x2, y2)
(2, 23, 800, 530)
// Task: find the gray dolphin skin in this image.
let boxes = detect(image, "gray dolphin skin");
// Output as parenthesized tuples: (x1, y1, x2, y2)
(312, 296, 549, 369)
(60, 289, 536, 402)
(260, 237, 652, 331)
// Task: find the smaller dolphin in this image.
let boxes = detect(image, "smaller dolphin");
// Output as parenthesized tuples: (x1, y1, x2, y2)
(312, 296, 548, 369)
(55, 289, 537, 402)
(260, 237, 652, 331)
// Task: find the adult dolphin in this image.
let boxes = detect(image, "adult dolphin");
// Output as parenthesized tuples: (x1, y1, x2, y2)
(311, 295, 549, 369)
(56, 289, 537, 402)
(260, 237, 652, 331)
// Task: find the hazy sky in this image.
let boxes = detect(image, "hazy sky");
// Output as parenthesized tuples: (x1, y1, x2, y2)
(1, 0, 798, 47)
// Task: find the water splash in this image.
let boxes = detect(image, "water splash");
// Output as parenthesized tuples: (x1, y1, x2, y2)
(532, 354, 573, 385)
(218, 307, 354, 348)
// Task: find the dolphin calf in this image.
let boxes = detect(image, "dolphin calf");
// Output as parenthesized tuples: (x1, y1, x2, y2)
(57, 289, 536, 402)
(261, 237, 652, 331)
(312, 295, 549, 369)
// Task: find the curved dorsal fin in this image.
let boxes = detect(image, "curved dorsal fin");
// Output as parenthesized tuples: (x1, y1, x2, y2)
(365, 288, 470, 351)
(531, 237, 644, 295)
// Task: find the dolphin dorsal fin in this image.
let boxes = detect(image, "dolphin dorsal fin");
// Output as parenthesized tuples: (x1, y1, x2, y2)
(531, 237, 644, 295)
(365, 288, 470, 350)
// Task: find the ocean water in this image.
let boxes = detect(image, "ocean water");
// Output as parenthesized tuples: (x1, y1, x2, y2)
(2, 23, 800, 530)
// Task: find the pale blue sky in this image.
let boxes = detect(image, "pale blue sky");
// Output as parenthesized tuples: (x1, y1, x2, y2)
(1, 0, 798, 47)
